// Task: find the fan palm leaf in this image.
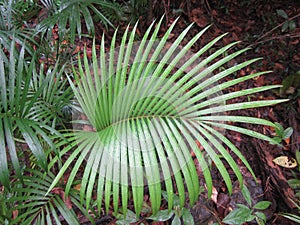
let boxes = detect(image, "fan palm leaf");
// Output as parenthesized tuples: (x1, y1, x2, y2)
(49, 18, 287, 216)
(38, 0, 125, 43)
(0, 0, 36, 54)
(8, 169, 93, 225)
(0, 40, 72, 189)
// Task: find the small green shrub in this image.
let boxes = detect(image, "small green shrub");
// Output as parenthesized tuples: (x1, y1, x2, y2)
(223, 185, 271, 225)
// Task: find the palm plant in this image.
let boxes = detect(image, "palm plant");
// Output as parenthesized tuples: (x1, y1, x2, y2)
(7, 169, 93, 225)
(0, 40, 73, 189)
(37, 0, 126, 44)
(48, 18, 286, 217)
(0, 0, 36, 54)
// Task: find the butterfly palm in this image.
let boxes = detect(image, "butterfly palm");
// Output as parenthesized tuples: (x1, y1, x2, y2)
(49, 18, 286, 216)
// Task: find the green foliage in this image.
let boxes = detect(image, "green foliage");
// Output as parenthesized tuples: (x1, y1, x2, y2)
(276, 9, 296, 32)
(148, 191, 196, 225)
(0, 0, 37, 54)
(223, 185, 271, 225)
(278, 199, 300, 223)
(280, 70, 300, 97)
(0, 3, 290, 221)
(37, 0, 125, 43)
(5, 169, 94, 225)
(0, 40, 72, 189)
(124, 0, 148, 22)
(47, 18, 286, 217)
(98, 0, 127, 23)
(272, 122, 293, 144)
(0, 185, 14, 224)
(116, 209, 139, 224)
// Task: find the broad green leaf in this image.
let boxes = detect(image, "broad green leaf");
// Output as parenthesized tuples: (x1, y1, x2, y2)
(283, 127, 293, 139)
(241, 185, 252, 206)
(246, 214, 256, 222)
(277, 9, 288, 19)
(172, 215, 181, 225)
(182, 208, 195, 225)
(288, 179, 300, 189)
(222, 207, 252, 224)
(255, 211, 267, 224)
(282, 22, 289, 32)
(116, 209, 138, 224)
(296, 150, 300, 165)
(289, 21, 296, 31)
(253, 201, 271, 210)
(148, 209, 175, 221)
(274, 122, 284, 136)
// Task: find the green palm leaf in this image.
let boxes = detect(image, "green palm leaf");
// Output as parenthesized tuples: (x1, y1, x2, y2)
(38, 0, 124, 43)
(0, 40, 72, 188)
(49, 18, 287, 216)
(9, 169, 92, 225)
(0, 0, 37, 54)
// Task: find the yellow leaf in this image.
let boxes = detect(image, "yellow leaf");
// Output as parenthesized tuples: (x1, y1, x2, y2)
(273, 156, 297, 168)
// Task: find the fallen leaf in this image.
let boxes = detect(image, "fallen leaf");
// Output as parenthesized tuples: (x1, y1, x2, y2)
(284, 137, 290, 145)
(51, 187, 73, 209)
(211, 186, 218, 204)
(275, 63, 284, 70)
(273, 156, 297, 168)
(73, 183, 81, 191)
(191, 8, 209, 27)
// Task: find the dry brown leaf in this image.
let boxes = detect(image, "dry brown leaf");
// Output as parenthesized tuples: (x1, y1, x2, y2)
(51, 187, 73, 209)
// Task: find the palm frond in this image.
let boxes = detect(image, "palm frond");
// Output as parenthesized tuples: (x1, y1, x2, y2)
(27, 62, 73, 128)
(0, 40, 71, 188)
(9, 169, 92, 225)
(96, 0, 127, 23)
(49, 18, 287, 216)
(37, 0, 123, 43)
(0, 0, 36, 54)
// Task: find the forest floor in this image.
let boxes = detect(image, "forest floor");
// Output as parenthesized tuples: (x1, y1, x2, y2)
(40, 0, 300, 224)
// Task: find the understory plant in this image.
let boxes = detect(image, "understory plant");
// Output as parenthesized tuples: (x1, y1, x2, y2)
(37, 0, 126, 43)
(0, 40, 72, 189)
(0, 9, 289, 222)
(222, 185, 271, 225)
(0, 0, 37, 54)
(147, 191, 196, 225)
(45, 17, 287, 220)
